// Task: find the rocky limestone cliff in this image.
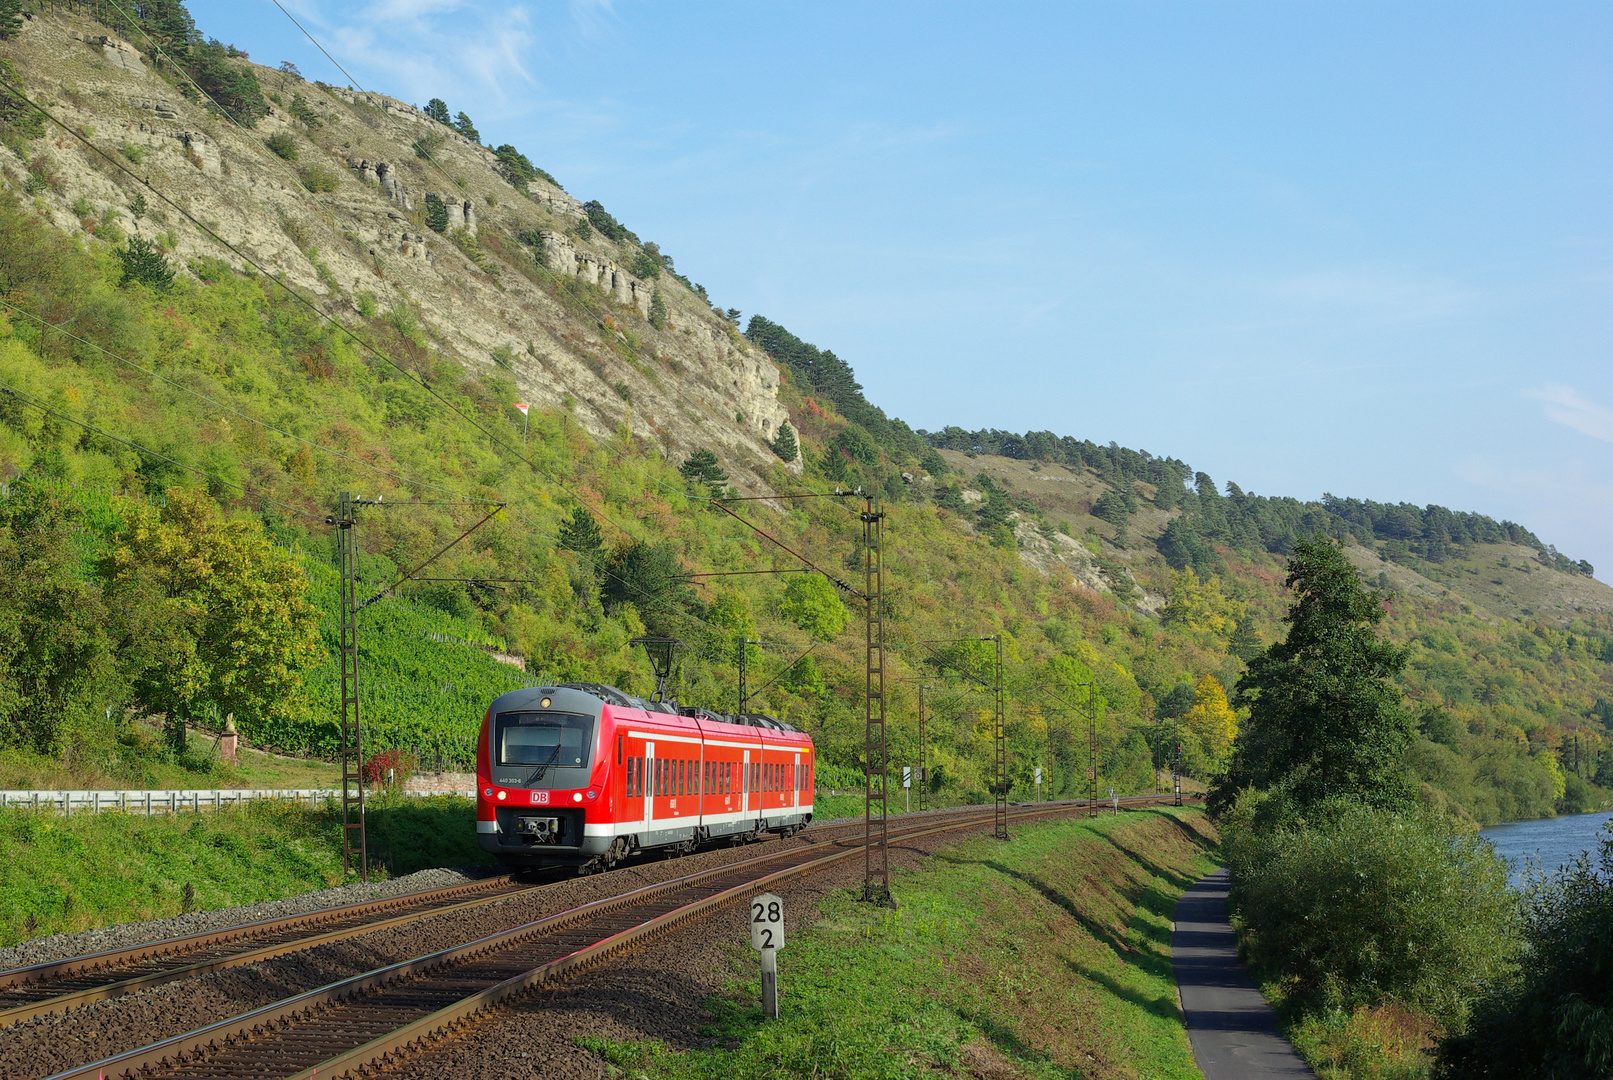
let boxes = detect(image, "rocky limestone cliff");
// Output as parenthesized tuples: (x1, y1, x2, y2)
(0, 12, 800, 490)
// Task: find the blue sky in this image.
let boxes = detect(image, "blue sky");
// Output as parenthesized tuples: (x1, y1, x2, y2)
(194, 1, 1612, 578)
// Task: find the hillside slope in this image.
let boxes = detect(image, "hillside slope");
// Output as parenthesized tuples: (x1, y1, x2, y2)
(0, 4, 1605, 828)
(0, 10, 794, 490)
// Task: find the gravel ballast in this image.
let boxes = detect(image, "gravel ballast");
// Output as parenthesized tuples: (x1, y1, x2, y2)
(0, 825, 878, 1080)
(387, 822, 1010, 1080)
(0, 865, 504, 974)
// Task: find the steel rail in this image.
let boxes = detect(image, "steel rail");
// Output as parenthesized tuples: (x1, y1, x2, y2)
(39, 797, 1195, 1080)
(0, 806, 992, 1032)
(0, 874, 518, 998)
(0, 880, 542, 1028)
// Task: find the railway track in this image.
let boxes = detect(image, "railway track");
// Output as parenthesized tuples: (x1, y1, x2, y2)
(0, 802, 1028, 1031)
(37, 795, 1193, 1080)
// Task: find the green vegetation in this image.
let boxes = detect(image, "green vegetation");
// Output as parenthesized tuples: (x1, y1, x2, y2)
(288, 92, 321, 128)
(1226, 798, 1515, 1029)
(425, 193, 448, 232)
(1435, 823, 1613, 1079)
(424, 98, 450, 125)
(297, 164, 339, 193)
(1218, 538, 1415, 811)
(1214, 540, 1608, 1080)
(0, 792, 480, 945)
(769, 422, 798, 463)
(264, 131, 298, 160)
(0, 483, 317, 757)
(582, 199, 633, 244)
(577, 810, 1219, 1080)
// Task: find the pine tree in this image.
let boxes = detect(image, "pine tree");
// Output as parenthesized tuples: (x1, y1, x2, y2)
(769, 423, 798, 463)
(453, 111, 480, 143)
(424, 98, 451, 125)
(0, 0, 23, 41)
(116, 236, 174, 290)
(679, 449, 728, 497)
(424, 194, 448, 233)
(556, 505, 603, 564)
(648, 287, 667, 330)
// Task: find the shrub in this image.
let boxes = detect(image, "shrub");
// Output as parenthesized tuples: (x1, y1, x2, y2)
(1227, 798, 1517, 1028)
(629, 250, 661, 279)
(264, 131, 298, 160)
(288, 93, 321, 128)
(1435, 823, 1613, 1078)
(120, 142, 144, 165)
(363, 748, 415, 787)
(412, 132, 443, 161)
(297, 164, 338, 192)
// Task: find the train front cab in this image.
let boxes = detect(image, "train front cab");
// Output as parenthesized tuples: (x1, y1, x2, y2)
(476, 685, 616, 868)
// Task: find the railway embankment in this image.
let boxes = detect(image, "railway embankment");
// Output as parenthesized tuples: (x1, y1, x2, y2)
(0, 792, 484, 948)
(428, 807, 1219, 1080)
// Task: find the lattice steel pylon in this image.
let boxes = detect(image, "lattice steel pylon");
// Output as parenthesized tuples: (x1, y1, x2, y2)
(334, 492, 367, 881)
(916, 683, 931, 813)
(1087, 681, 1099, 817)
(992, 634, 1008, 840)
(862, 497, 891, 905)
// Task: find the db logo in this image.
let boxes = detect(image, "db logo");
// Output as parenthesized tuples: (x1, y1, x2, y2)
(532, 790, 549, 805)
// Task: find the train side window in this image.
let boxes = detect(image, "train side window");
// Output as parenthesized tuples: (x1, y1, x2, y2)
(616, 734, 623, 766)
(678, 759, 686, 797)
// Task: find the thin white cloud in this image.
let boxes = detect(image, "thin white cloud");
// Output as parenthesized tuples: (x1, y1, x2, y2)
(1524, 384, 1613, 444)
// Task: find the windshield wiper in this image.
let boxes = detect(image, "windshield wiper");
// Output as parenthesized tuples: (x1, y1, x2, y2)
(531, 741, 564, 782)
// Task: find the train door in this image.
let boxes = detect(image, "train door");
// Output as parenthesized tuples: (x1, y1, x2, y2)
(742, 748, 752, 817)
(644, 740, 655, 831)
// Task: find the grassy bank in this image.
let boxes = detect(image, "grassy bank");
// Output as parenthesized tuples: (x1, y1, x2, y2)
(579, 807, 1219, 1080)
(0, 793, 484, 946)
(0, 725, 341, 793)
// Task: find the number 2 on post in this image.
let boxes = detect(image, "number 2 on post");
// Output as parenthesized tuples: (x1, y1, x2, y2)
(749, 892, 785, 951)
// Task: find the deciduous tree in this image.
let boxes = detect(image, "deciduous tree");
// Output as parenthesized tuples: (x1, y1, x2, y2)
(109, 489, 321, 752)
(1216, 536, 1413, 811)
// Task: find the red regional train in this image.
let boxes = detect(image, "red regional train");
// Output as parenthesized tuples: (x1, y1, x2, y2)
(476, 682, 815, 871)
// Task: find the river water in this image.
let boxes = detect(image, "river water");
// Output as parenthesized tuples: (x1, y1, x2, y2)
(1480, 810, 1613, 888)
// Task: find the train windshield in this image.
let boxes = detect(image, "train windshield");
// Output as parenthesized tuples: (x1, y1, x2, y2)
(495, 712, 593, 768)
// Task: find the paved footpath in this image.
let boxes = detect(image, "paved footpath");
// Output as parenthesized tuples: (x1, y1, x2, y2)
(1172, 868, 1317, 1080)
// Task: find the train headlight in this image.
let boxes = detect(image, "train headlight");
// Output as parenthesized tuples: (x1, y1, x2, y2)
(497, 790, 507, 801)
(483, 787, 493, 798)
(573, 792, 583, 803)
(585, 789, 598, 801)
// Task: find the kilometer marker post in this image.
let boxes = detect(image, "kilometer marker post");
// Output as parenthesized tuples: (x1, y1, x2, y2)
(750, 891, 785, 1019)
